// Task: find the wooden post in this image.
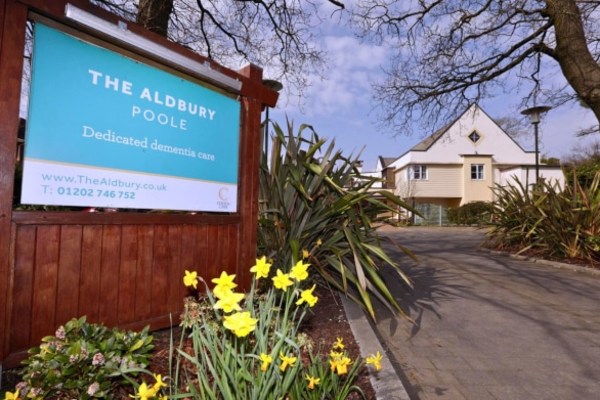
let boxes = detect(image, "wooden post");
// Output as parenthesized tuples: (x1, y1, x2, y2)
(0, 0, 27, 363)
(237, 64, 264, 288)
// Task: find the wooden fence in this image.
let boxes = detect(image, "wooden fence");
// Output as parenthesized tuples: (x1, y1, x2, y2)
(0, 0, 277, 367)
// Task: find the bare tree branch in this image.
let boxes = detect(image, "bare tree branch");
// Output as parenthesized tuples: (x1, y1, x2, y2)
(347, 0, 600, 137)
(93, 0, 600, 138)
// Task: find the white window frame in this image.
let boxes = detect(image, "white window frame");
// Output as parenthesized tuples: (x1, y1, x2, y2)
(471, 164, 484, 180)
(411, 165, 428, 180)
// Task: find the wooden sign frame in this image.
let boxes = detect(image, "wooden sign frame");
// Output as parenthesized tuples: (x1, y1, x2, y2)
(0, 0, 277, 367)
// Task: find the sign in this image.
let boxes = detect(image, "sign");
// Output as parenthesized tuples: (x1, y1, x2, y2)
(21, 23, 240, 212)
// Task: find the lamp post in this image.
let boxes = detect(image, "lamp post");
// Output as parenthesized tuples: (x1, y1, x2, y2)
(261, 79, 283, 155)
(521, 105, 551, 184)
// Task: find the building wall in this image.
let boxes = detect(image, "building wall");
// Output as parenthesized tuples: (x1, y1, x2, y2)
(462, 155, 493, 204)
(416, 197, 461, 207)
(394, 164, 462, 199)
(499, 167, 565, 190)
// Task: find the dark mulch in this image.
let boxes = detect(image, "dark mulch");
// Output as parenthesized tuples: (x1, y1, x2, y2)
(483, 241, 600, 270)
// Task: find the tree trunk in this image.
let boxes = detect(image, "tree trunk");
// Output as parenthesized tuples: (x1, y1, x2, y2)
(546, 0, 600, 123)
(136, 0, 173, 37)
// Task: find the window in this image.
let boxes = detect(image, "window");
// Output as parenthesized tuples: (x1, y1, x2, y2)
(471, 164, 484, 180)
(411, 165, 428, 180)
(468, 131, 481, 143)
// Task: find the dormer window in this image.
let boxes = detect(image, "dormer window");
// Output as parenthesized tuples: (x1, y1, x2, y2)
(468, 131, 481, 143)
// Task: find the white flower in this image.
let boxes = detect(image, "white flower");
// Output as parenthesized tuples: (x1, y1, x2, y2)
(92, 353, 105, 366)
(55, 326, 66, 340)
(87, 382, 100, 396)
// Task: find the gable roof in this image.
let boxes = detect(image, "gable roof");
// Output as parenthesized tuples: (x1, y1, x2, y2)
(409, 104, 529, 153)
(378, 156, 397, 169)
(410, 122, 452, 151)
(378, 104, 532, 170)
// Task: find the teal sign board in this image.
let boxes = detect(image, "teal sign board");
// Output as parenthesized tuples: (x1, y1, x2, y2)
(22, 23, 240, 212)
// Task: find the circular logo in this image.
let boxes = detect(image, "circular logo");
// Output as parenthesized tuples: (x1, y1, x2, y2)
(218, 187, 229, 201)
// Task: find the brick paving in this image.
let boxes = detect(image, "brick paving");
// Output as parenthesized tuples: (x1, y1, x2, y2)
(372, 227, 600, 400)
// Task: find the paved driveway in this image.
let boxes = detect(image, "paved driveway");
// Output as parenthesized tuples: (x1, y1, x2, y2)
(373, 226, 600, 400)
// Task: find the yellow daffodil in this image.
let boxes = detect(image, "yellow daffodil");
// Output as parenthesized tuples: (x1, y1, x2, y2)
(4, 389, 19, 400)
(213, 285, 231, 299)
(212, 271, 237, 289)
(259, 352, 272, 372)
(212, 271, 237, 298)
(333, 337, 345, 350)
(329, 355, 352, 375)
(290, 260, 310, 281)
(129, 382, 157, 400)
(330, 350, 344, 359)
(302, 248, 310, 259)
(296, 284, 318, 307)
(279, 352, 297, 372)
(214, 290, 245, 313)
(366, 351, 383, 371)
(152, 374, 167, 392)
(272, 269, 294, 291)
(250, 256, 271, 279)
(306, 375, 320, 390)
(316, 238, 323, 247)
(223, 311, 258, 337)
(183, 270, 198, 289)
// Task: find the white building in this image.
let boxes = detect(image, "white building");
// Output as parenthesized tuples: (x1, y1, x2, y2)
(372, 104, 564, 222)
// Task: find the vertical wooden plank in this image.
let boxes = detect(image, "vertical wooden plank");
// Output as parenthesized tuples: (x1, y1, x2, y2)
(151, 225, 169, 315)
(135, 225, 153, 319)
(227, 225, 239, 276)
(166, 225, 181, 312)
(217, 225, 231, 278)
(30, 225, 60, 344)
(205, 225, 219, 285)
(0, 0, 6, 54)
(99, 225, 121, 326)
(180, 224, 197, 300)
(55, 225, 82, 325)
(9, 225, 35, 352)
(0, 0, 27, 361)
(79, 225, 103, 322)
(194, 225, 207, 277)
(118, 225, 138, 325)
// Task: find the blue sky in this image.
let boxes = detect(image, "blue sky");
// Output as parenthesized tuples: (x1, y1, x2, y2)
(268, 29, 599, 172)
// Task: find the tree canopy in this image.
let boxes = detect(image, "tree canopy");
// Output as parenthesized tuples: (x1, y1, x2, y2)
(94, 0, 600, 136)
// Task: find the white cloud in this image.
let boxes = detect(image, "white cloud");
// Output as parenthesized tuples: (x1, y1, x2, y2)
(283, 34, 389, 117)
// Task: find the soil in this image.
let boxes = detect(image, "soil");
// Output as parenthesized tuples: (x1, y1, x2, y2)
(483, 241, 600, 269)
(149, 285, 377, 399)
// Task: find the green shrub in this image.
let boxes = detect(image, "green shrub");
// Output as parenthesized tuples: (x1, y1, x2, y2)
(565, 158, 600, 188)
(14, 317, 154, 399)
(447, 201, 494, 225)
(487, 172, 600, 261)
(258, 121, 414, 319)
